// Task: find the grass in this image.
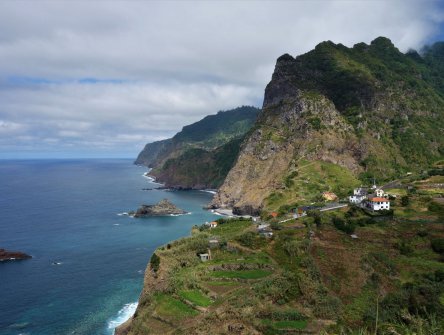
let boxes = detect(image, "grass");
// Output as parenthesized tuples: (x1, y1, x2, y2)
(210, 219, 252, 239)
(205, 281, 239, 286)
(154, 293, 198, 319)
(178, 290, 212, 307)
(265, 159, 360, 211)
(211, 269, 272, 279)
(385, 188, 407, 196)
(261, 319, 308, 330)
(208, 251, 271, 265)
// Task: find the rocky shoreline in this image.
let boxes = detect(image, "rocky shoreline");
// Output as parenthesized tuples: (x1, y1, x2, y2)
(0, 248, 32, 262)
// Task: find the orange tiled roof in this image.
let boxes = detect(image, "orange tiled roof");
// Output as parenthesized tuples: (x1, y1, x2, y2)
(369, 197, 388, 202)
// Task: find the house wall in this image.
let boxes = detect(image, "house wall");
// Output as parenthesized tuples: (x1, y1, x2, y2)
(370, 201, 390, 210)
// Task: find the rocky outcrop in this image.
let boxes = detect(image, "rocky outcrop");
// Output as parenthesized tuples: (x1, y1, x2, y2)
(133, 199, 187, 217)
(0, 248, 31, 261)
(212, 90, 359, 214)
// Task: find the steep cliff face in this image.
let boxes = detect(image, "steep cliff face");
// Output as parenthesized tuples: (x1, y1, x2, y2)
(212, 37, 444, 214)
(134, 139, 172, 167)
(135, 106, 260, 189)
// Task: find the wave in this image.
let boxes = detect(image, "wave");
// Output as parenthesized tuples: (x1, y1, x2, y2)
(200, 189, 217, 195)
(142, 172, 165, 186)
(142, 173, 156, 182)
(107, 302, 138, 331)
(169, 212, 191, 217)
(117, 212, 129, 216)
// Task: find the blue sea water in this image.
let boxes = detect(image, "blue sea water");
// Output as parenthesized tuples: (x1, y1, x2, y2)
(0, 159, 218, 335)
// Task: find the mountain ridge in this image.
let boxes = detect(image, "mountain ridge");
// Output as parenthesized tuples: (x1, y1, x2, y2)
(135, 106, 260, 189)
(211, 37, 444, 215)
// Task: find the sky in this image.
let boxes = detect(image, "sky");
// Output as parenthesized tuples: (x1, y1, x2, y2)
(0, 1, 443, 159)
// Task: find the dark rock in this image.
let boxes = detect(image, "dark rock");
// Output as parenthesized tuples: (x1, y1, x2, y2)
(232, 205, 262, 216)
(0, 248, 31, 262)
(134, 199, 187, 217)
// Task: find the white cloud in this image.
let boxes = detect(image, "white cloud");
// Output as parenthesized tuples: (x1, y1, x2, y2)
(0, 0, 442, 157)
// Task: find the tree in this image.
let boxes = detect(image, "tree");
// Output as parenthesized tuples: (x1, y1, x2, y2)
(307, 209, 322, 227)
(150, 253, 160, 272)
(401, 195, 410, 207)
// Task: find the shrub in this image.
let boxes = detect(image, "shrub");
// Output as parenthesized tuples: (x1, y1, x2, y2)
(307, 210, 322, 227)
(332, 217, 356, 234)
(237, 231, 256, 247)
(401, 195, 410, 206)
(417, 229, 428, 238)
(428, 201, 444, 215)
(236, 231, 266, 249)
(428, 168, 444, 176)
(431, 238, 444, 254)
(150, 253, 160, 272)
(397, 240, 413, 256)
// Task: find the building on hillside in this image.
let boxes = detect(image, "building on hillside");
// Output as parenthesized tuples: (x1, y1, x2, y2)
(349, 187, 368, 204)
(199, 253, 210, 262)
(322, 191, 338, 201)
(375, 188, 384, 197)
(209, 221, 218, 228)
(365, 197, 390, 211)
(292, 206, 316, 218)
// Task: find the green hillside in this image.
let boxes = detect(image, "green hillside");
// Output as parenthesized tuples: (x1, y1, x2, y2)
(135, 106, 260, 188)
(213, 37, 444, 214)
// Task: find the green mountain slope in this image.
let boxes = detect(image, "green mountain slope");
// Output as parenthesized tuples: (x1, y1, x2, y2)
(117, 191, 444, 335)
(212, 37, 444, 215)
(135, 106, 260, 188)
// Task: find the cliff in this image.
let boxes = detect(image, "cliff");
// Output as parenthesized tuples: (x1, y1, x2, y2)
(135, 106, 260, 189)
(212, 37, 444, 215)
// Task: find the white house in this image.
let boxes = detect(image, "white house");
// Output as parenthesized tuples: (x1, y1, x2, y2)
(349, 187, 368, 204)
(209, 221, 218, 228)
(257, 223, 270, 230)
(199, 253, 211, 262)
(375, 188, 384, 197)
(366, 197, 390, 211)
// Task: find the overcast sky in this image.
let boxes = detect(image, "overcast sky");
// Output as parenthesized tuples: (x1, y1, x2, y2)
(0, 0, 443, 158)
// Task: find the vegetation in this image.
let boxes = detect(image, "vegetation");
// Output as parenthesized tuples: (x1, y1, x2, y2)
(135, 106, 260, 188)
(266, 160, 360, 211)
(124, 36, 444, 334)
(154, 136, 246, 188)
(123, 182, 444, 335)
(211, 269, 272, 279)
(149, 252, 160, 272)
(178, 290, 212, 307)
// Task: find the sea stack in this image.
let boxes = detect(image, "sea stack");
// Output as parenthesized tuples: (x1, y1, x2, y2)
(133, 199, 187, 217)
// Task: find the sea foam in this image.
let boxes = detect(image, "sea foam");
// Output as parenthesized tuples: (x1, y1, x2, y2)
(107, 302, 138, 331)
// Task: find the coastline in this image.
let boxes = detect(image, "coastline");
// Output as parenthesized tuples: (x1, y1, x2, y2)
(113, 205, 256, 334)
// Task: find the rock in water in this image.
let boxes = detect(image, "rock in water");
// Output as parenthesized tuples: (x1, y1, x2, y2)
(0, 248, 32, 262)
(134, 199, 187, 217)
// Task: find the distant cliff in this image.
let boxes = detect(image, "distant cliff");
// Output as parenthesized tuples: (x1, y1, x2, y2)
(135, 106, 260, 189)
(212, 37, 444, 214)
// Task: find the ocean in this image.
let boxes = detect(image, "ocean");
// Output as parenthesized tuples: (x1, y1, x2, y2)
(0, 159, 218, 335)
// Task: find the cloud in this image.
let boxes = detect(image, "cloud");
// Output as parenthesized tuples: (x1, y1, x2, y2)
(0, 0, 443, 157)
